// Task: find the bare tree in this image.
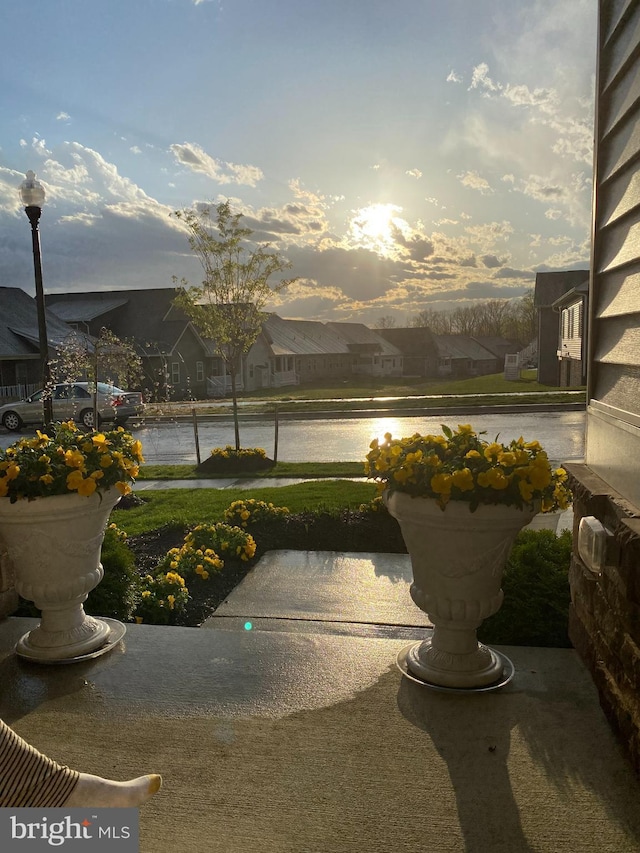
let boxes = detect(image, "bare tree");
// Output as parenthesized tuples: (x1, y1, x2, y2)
(173, 200, 296, 450)
(410, 308, 451, 333)
(373, 315, 397, 329)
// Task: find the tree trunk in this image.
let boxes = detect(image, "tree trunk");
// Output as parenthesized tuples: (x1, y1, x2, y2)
(229, 363, 241, 451)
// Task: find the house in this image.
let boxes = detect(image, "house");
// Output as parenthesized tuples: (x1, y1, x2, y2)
(0, 287, 76, 401)
(376, 327, 440, 377)
(325, 322, 403, 377)
(565, 0, 640, 775)
(45, 292, 404, 397)
(552, 280, 588, 387)
(534, 270, 589, 385)
(432, 335, 499, 378)
(471, 336, 522, 371)
(46, 288, 210, 400)
(245, 315, 403, 392)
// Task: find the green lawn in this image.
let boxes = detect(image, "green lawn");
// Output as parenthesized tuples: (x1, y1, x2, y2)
(115, 480, 377, 536)
(143, 371, 585, 417)
(138, 461, 366, 480)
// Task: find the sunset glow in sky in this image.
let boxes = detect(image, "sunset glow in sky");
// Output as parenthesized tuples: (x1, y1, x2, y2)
(0, 0, 596, 325)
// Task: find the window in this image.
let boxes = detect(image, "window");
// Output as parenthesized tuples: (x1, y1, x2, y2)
(196, 361, 204, 382)
(172, 362, 180, 384)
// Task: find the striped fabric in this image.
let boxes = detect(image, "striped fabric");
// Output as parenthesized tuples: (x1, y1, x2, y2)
(0, 719, 79, 807)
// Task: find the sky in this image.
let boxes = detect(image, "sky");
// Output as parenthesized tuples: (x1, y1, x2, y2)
(0, 0, 596, 327)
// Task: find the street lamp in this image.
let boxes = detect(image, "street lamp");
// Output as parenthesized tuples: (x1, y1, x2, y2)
(19, 170, 53, 425)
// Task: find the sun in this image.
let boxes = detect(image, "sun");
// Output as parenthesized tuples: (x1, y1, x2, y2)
(348, 203, 410, 258)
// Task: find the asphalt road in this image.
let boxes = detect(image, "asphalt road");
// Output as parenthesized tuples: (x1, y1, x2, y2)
(133, 409, 585, 465)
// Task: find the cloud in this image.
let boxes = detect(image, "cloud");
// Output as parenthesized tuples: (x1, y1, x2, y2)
(170, 141, 264, 186)
(481, 254, 504, 268)
(405, 168, 422, 179)
(446, 70, 462, 83)
(130, 146, 142, 155)
(457, 170, 494, 194)
(56, 112, 71, 122)
(469, 63, 499, 93)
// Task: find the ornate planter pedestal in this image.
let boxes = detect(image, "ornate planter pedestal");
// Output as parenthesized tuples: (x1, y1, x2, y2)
(0, 490, 122, 662)
(385, 491, 537, 689)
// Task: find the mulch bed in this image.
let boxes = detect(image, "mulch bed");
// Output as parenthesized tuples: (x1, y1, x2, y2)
(124, 510, 408, 627)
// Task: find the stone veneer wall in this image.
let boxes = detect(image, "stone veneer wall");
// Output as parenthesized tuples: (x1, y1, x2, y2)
(565, 463, 640, 775)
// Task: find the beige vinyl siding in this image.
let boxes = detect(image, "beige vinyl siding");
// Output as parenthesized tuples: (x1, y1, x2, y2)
(587, 0, 640, 503)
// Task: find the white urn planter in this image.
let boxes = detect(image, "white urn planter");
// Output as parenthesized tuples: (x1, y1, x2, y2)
(385, 490, 537, 689)
(0, 489, 121, 662)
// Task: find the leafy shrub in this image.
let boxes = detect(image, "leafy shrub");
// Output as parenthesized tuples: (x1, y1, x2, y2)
(85, 524, 140, 621)
(134, 571, 190, 625)
(157, 522, 257, 581)
(478, 528, 572, 648)
(223, 498, 289, 529)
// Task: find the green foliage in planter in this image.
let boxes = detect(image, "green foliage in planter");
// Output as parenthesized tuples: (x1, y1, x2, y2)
(135, 571, 190, 625)
(478, 528, 572, 648)
(85, 524, 140, 622)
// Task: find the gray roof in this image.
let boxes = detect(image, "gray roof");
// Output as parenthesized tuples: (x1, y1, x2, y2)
(47, 297, 128, 322)
(534, 270, 589, 307)
(325, 322, 402, 356)
(434, 335, 499, 361)
(46, 288, 189, 353)
(0, 287, 75, 358)
(262, 315, 353, 356)
(551, 280, 589, 309)
(377, 326, 439, 357)
(472, 336, 521, 357)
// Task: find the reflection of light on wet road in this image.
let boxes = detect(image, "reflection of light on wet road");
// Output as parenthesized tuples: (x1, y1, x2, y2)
(1, 411, 586, 465)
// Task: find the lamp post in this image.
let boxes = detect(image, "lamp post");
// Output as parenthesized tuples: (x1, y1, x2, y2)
(19, 170, 53, 426)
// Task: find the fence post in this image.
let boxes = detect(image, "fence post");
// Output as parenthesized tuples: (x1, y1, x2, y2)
(192, 408, 201, 466)
(273, 403, 279, 464)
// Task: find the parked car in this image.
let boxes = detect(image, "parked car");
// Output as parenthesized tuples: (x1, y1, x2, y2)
(0, 382, 144, 431)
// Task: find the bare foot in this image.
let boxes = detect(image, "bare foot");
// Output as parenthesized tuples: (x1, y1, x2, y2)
(64, 773, 162, 808)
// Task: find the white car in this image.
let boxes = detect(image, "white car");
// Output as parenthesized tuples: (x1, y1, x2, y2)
(0, 382, 144, 431)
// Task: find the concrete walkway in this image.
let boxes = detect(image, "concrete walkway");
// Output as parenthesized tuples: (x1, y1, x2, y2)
(0, 547, 638, 852)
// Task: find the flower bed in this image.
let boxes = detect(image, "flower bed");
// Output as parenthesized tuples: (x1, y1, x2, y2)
(196, 446, 274, 475)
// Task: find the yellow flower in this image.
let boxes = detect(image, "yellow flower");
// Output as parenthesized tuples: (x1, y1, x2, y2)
(464, 450, 482, 459)
(484, 442, 502, 462)
(141, 590, 151, 599)
(456, 424, 475, 435)
(519, 480, 535, 501)
(497, 451, 516, 467)
(66, 470, 85, 490)
(64, 449, 85, 469)
(77, 477, 97, 497)
(100, 454, 114, 468)
(431, 472, 452, 494)
(167, 595, 176, 610)
(91, 433, 109, 449)
(115, 481, 132, 496)
(451, 467, 474, 492)
(39, 474, 54, 485)
(5, 464, 20, 481)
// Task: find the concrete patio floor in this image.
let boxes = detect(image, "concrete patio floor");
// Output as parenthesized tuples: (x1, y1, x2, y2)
(0, 548, 637, 853)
